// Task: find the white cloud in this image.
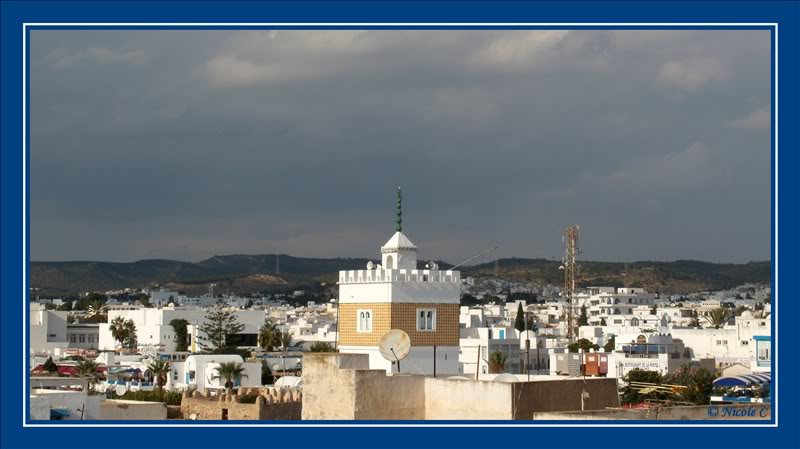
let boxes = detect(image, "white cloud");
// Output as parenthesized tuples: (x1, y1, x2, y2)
(657, 57, 729, 90)
(469, 30, 570, 68)
(730, 106, 770, 130)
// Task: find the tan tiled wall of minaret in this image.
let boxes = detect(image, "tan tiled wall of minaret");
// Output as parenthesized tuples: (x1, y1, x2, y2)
(338, 303, 459, 347)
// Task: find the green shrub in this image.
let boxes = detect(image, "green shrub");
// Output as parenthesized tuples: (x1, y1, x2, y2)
(111, 389, 184, 406)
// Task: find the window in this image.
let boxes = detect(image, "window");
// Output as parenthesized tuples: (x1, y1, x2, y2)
(69, 334, 76, 343)
(758, 348, 770, 361)
(78, 334, 86, 343)
(88, 334, 95, 343)
(417, 308, 436, 331)
(741, 340, 749, 346)
(189, 371, 196, 381)
(173, 370, 178, 381)
(357, 309, 372, 332)
(48, 333, 57, 338)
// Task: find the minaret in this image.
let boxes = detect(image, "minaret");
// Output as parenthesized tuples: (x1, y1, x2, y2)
(336, 188, 462, 375)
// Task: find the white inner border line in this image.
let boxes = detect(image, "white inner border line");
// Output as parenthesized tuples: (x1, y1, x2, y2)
(22, 22, 779, 428)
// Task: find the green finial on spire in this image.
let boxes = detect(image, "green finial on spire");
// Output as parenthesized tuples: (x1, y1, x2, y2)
(396, 186, 403, 232)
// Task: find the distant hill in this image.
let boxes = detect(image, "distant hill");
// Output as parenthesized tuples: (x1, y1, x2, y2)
(463, 258, 771, 294)
(30, 255, 770, 296)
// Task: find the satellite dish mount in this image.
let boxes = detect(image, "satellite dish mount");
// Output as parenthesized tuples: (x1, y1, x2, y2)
(378, 329, 411, 374)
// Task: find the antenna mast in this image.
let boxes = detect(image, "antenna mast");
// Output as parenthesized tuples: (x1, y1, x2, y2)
(562, 225, 581, 342)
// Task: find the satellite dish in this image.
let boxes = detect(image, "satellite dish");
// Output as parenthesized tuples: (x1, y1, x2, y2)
(271, 363, 281, 371)
(189, 413, 198, 420)
(367, 261, 375, 270)
(426, 261, 438, 270)
(115, 384, 127, 396)
(494, 373, 518, 383)
(378, 329, 411, 373)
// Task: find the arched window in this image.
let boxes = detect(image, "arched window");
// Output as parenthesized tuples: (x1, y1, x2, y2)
(358, 310, 372, 332)
(385, 255, 394, 270)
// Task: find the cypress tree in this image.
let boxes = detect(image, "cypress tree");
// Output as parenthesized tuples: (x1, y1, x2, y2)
(197, 298, 245, 353)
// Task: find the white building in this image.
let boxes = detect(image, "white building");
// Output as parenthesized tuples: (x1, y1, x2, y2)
(671, 312, 771, 368)
(167, 354, 261, 392)
(337, 191, 461, 375)
(29, 303, 68, 355)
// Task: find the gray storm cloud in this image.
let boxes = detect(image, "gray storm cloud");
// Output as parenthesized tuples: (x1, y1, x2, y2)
(29, 29, 771, 264)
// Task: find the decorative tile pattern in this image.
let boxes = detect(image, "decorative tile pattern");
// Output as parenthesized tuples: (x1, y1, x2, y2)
(338, 303, 459, 347)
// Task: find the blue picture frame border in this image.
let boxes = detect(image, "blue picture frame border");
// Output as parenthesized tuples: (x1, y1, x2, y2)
(1, 1, 797, 448)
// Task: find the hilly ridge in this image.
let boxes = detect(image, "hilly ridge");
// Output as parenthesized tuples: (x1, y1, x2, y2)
(30, 255, 770, 296)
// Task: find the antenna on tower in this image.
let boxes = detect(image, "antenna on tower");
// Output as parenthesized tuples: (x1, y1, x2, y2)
(561, 225, 581, 343)
(396, 186, 403, 232)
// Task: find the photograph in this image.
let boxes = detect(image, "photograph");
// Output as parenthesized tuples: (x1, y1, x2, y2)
(22, 26, 775, 424)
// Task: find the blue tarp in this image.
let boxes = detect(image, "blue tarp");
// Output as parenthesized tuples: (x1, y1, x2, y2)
(713, 372, 771, 387)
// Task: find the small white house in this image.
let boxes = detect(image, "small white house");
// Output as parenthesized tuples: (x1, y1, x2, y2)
(168, 354, 261, 392)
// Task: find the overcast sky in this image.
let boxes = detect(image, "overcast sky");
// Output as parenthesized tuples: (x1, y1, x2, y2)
(30, 30, 771, 264)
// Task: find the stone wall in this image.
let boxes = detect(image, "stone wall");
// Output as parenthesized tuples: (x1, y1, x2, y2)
(100, 400, 167, 420)
(180, 386, 301, 421)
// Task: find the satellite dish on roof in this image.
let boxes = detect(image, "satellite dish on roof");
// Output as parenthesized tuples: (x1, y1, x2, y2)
(189, 413, 198, 420)
(115, 384, 127, 396)
(378, 329, 411, 373)
(494, 373, 518, 383)
(367, 261, 375, 270)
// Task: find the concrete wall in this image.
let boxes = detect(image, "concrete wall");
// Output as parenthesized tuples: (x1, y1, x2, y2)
(423, 378, 513, 419)
(100, 400, 167, 420)
(30, 395, 51, 420)
(511, 378, 619, 419)
(354, 373, 425, 420)
(302, 353, 620, 421)
(534, 404, 771, 421)
(30, 389, 101, 420)
(302, 353, 360, 420)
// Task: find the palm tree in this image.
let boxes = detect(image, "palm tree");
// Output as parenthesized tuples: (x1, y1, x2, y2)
(280, 331, 293, 372)
(109, 316, 128, 348)
(705, 307, 730, 329)
(74, 359, 102, 392)
(122, 319, 138, 351)
(280, 331, 293, 352)
(85, 299, 108, 323)
(212, 362, 248, 389)
(258, 320, 280, 351)
(488, 351, 508, 374)
(147, 360, 170, 391)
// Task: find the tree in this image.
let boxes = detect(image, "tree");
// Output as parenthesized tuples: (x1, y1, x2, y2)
(74, 359, 102, 393)
(258, 320, 280, 352)
(245, 299, 254, 309)
(488, 351, 508, 373)
(122, 319, 138, 350)
(514, 303, 526, 333)
(603, 336, 615, 352)
(197, 298, 245, 353)
(705, 307, 730, 329)
(169, 319, 190, 352)
(669, 363, 717, 405)
(568, 338, 599, 353)
(57, 301, 73, 311)
(212, 362, 248, 389)
(43, 356, 58, 373)
(600, 318, 607, 326)
(280, 331, 293, 352)
(109, 316, 128, 348)
(308, 341, 335, 352)
(621, 369, 668, 405)
(85, 298, 108, 323)
(578, 305, 589, 326)
(650, 304, 658, 315)
(146, 360, 170, 391)
(688, 310, 701, 328)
